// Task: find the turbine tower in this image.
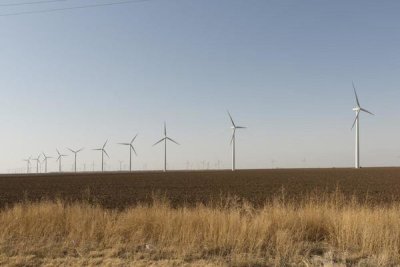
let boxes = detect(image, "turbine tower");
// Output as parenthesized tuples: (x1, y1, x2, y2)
(228, 111, 246, 171)
(32, 154, 41, 174)
(118, 134, 138, 172)
(23, 157, 31, 174)
(42, 153, 53, 173)
(56, 149, 68, 172)
(93, 140, 109, 172)
(153, 122, 179, 172)
(68, 147, 84, 173)
(351, 82, 374, 169)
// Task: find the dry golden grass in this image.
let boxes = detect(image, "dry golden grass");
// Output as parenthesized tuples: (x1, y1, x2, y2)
(0, 191, 400, 266)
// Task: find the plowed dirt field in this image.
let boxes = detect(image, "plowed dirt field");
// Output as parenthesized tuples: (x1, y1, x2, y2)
(1, 168, 400, 208)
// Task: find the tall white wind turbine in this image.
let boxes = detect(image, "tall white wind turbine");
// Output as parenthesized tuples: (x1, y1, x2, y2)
(56, 149, 68, 172)
(351, 82, 374, 169)
(153, 122, 179, 172)
(23, 157, 31, 174)
(228, 111, 246, 171)
(32, 154, 41, 174)
(42, 153, 53, 173)
(118, 134, 138, 172)
(93, 140, 109, 172)
(68, 147, 84, 173)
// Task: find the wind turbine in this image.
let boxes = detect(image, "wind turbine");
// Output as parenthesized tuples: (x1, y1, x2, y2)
(351, 82, 374, 169)
(153, 122, 179, 172)
(228, 111, 246, 171)
(68, 147, 84, 173)
(93, 140, 109, 172)
(118, 134, 138, 172)
(42, 153, 53, 173)
(56, 149, 68, 172)
(23, 157, 31, 174)
(32, 154, 41, 174)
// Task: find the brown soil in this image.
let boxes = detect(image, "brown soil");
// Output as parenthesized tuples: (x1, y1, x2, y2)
(1, 168, 400, 209)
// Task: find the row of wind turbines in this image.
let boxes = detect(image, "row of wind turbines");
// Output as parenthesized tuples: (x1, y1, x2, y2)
(21, 83, 372, 173)
(23, 137, 138, 174)
(22, 111, 244, 173)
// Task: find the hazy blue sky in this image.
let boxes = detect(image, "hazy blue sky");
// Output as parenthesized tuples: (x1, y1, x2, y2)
(1, 0, 400, 172)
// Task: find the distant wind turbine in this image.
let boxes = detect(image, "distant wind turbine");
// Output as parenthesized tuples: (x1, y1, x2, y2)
(228, 111, 246, 171)
(118, 134, 138, 172)
(68, 147, 84, 173)
(351, 82, 374, 169)
(153, 122, 179, 172)
(23, 157, 31, 174)
(32, 154, 41, 174)
(42, 153, 53, 173)
(56, 149, 68, 172)
(93, 140, 109, 172)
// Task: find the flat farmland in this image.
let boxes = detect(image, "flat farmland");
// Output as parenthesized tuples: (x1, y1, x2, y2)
(1, 168, 400, 209)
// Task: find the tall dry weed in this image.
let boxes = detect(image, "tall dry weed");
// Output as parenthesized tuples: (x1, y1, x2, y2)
(0, 191, 399, 266)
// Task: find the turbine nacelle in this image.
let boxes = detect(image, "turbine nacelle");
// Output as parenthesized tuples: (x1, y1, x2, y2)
(118, 134, 138, 155)
(153, 123, 179, 147)
(56, 149, 68, 161)
(42, 153, 53, 160)
(68, 148, 84, 154)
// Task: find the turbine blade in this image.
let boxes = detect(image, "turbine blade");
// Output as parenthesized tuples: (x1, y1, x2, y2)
(77, 148, 84, 153)
(56, 149, 60, 156)
(103, 140, 108, 149)
(153, 138, 166, 146)
(236, 126, 247, 129)
(131, 145, 138, 156)
(118, 143, 130, 146)
(230, 130, 235, 145)
(352, 82, 360, 107)
(351, 113, 359, 130)
(164, 122, 167, 136)
(103, 150, 110, 158)
(93, 148, 102, 151)
(167, 137, 180, 145)
(360, 108, 374, 116)
(227, 111, 236, 127)
(67, 148, 75, 153)
(131, 134, 138, 144)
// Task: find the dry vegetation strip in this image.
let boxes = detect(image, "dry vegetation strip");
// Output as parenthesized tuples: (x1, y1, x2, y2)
(1, 193, 400, 266)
